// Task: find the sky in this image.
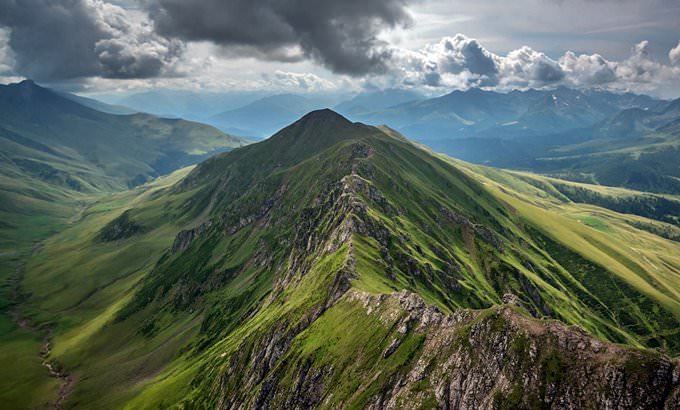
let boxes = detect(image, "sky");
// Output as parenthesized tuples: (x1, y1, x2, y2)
(0, 0, 679, 98)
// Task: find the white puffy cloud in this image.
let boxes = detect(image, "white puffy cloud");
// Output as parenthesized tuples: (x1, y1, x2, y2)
(669, 41, 680, 66)
(387, 34, 565, 90)
(497, 46, 564, 87)
(614, 41, 660, 84)
(602, 41, 680, 95)
(266, 71, 343, 93)
(379, 34, 680, 96)
(420, 34, 498, 77)
(92, 3, 185, 79)
(388, 35, 499, 89)
(558, 52, 616, 86)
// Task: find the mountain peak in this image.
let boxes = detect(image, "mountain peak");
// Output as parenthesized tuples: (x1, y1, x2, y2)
(269, 109, 370, 151)
(186, 108, 376, 186)
(17, 79, 37, 87)
(297, 108, 350, 123)
(12, 79, 44, 93)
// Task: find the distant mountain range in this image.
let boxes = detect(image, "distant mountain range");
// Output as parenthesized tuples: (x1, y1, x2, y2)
(94, 88, 423, 139)
(349, 86, 661, 141)
(114, 89, 268, 120)
(423, 95, 680, 194)
(334, 88, 424, 116)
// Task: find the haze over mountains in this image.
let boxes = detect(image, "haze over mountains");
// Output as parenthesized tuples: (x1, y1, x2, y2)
(352, 86, 660, 142)
(93, 83, 680, 194)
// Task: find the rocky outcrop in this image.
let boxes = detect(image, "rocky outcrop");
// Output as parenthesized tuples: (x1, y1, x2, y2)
(221, 289, 679, 409)
(349, 290, 680, 410)
(97, 209, 146, 242)
(171, 220, 213, 253)
(440, 206, 504, 252)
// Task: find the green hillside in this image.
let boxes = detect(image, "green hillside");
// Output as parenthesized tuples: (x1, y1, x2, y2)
(0, 80, 251, 409)
(0, 80, 247, 189)
(0, 79, 248, 266)
(6, 110, 679, 408)
(535, 122, 680, 194)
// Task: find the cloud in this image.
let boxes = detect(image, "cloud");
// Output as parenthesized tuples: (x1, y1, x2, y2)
(0, 0, 184, 81)
(0, 28, 14, 76)
(670, 41, 680, 66)
(146, 0, 413, 75)
(388, 34, 565, 90)
(613, 41, 657, 83)
(380, 34, 680, 95)
(266, 71, 341, 93)
(558, 52, 616, 86)
(0, 2, 677, 97)
(422, 34, 498, 77)
(498, 46, 564, 87)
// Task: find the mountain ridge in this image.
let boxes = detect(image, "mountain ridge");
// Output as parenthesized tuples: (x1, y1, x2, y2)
(0, 80, 247, 189)
(4, 109, 680, 408)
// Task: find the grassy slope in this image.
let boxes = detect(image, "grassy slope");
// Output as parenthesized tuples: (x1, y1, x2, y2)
(0, 168, 195, 408)
(0, 80, 247, 198)
(531, 123, 680, 194)
(9, 113, 680, 407)
(0, 81, 249, 408)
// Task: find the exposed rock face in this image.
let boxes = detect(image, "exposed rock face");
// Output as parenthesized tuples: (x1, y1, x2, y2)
(171, 220, 212, 253)
(440, 206, 504, 252)
(97, 209, 146, 242)
(347, 290, 680, 410)
(218, 289, 679, 410)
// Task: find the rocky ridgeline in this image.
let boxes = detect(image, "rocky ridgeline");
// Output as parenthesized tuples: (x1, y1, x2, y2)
(346, 290, 679, 410)
(202, 164, 680, 408)
(218, 289, 679, 409)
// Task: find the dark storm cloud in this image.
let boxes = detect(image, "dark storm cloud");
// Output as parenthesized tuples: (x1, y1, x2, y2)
(0, 0, 183, 81)
(147, 0, 413, 75)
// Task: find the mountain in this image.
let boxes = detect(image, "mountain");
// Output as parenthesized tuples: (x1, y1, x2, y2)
(502, 97, 680, 194)
(208, 94, 338, 138)
(6, 110, 679, 408)
(365, 88, 677, 195)
(334, 88, 424, 116)
(0, 80, 247, 189)
(352, 86, 660, 143)
(594, 97, 680, 138)
(0, 79, 248, 269)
